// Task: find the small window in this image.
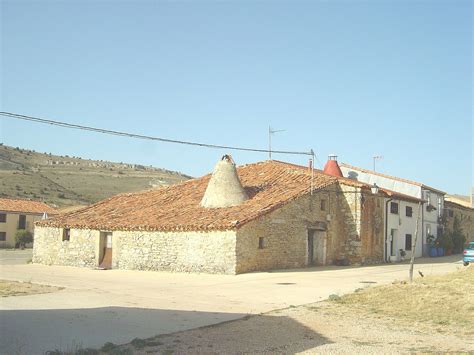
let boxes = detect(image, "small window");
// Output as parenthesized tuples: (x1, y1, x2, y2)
(18, 215, 26, 229)
(390, 202, 399, 214)
(320, 199, 326, 211)
(448, 210, 454, 218)
(406, 206, 413, 217)
(426, 225, 431, 236)
(62, 228, 71, 242)
(0, 232, 6, 241)
(258, 237, 265, 249)
(425, 191, 431, 205)
(0, 214, 6, 223)
(405, 234, 412, 251)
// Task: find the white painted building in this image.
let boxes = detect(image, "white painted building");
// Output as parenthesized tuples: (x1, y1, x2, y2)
(340, 163, 445, 256)
(383, 192, 423, 262)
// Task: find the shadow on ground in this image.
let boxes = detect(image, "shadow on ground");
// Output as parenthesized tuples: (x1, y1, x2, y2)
(134, 311, 334, 354)
(0, 307, 331, 354)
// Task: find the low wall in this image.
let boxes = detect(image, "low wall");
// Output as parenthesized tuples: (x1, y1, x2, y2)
(113, 230, 237, 274)
(33, 227, 237, 274)
(32, 226, 99, 267)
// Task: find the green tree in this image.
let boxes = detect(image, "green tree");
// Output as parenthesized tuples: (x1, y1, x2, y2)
(15, 230, 33, 249)
(451, 216, 466, 254)
(439, 231, 454, 251)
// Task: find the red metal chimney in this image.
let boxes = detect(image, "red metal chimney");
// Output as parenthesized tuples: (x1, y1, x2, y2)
(323, 154, 343, 177)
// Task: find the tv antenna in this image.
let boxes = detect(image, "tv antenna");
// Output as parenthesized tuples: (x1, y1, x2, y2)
(373, 155, 383, 172)
(268, 125, 285, 160)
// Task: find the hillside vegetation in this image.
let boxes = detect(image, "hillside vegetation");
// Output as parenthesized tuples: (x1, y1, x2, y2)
(0, 144, 191, 207)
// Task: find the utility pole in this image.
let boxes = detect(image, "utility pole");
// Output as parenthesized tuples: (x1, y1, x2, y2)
(409, 201, 422, 283)
(373, 155, 383, 171)
(268, 126, 285, 160)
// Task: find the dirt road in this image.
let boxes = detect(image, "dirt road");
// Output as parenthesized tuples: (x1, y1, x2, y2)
(0, 254, 464, 354)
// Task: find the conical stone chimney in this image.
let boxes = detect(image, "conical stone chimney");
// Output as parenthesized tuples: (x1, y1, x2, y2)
(201, 155, 248, 208)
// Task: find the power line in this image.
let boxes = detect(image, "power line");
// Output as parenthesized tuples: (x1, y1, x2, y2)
(0, 111, 313, 156)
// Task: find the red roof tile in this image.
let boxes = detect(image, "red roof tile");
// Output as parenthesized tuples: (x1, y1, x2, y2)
(379, 188, 424, 203)
(0, 198, 57, 215)
(37, 160, 341, 232)
(445, 200, 474, 212)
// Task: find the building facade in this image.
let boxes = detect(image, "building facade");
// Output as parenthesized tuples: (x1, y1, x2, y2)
(0, 198, 56, 248)
(384, 194, 423, 262)
(444, 200, 474, 243)
(340, 163, 445, 256)
(34, 158, 386, 274)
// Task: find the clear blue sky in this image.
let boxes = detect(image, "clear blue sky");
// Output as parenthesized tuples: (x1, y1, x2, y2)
(1, 0, 472, 195)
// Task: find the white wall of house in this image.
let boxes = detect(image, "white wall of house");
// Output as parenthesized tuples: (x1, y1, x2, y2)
(386, 198, 423, 261)
(422, 189, 444, 245)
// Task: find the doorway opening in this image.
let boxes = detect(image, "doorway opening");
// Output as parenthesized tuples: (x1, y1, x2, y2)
(307, 229, 326, 266)
(99, 232, 113, 269)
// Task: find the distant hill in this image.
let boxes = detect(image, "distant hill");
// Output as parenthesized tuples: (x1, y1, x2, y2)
(0, 144, 191, 207)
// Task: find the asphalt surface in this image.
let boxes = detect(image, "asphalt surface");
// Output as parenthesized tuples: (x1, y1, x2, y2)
(0, 249, 33, 265)
(0, 252, 464, 354)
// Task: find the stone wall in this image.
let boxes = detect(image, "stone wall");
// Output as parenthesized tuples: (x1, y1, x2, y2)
(33, 226, 237, 274)
(444, 201, 474, 242)
(235, 184, 385, 273)
(112, 230, 236, 274)
(33, 227, 99, 267)
(359, 193, 384, 263)
(236, 193, 324, 273)
(322, 184, 384, 265)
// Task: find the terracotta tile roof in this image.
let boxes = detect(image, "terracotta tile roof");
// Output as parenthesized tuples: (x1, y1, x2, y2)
(445, 195, 472, 209)
(57, 205, 88, 214)
(339, 162, 446, 195)
(445, 200, 474, 212)
(0, 197, 57, 215)
(379, 188, 424, 203)
(37, 160, 342, 232)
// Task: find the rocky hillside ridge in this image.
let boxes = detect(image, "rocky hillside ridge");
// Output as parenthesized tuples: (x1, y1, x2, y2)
(0, 144, 191, 207)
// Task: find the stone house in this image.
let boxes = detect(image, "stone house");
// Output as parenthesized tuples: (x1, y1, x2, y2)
(444, 199, 474, 243)
(0, 197, 56, 248)
(34, 156, 387, 274)
(340, 162, 445, 256)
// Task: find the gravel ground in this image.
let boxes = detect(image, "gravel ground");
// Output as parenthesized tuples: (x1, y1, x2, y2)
(0, 280, 62, 297)
(117, 301, 474, 354)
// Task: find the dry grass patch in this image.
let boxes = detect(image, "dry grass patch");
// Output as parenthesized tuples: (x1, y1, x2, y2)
(335, 266, 474, 332)
(0, 280, 63, 297)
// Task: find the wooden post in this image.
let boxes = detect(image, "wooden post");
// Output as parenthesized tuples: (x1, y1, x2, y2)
(409, 201, 422, 283)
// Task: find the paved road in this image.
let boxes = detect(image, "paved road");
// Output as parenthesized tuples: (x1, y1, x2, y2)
(0, 254, 464, 354)
(0, 249, 33, 265)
